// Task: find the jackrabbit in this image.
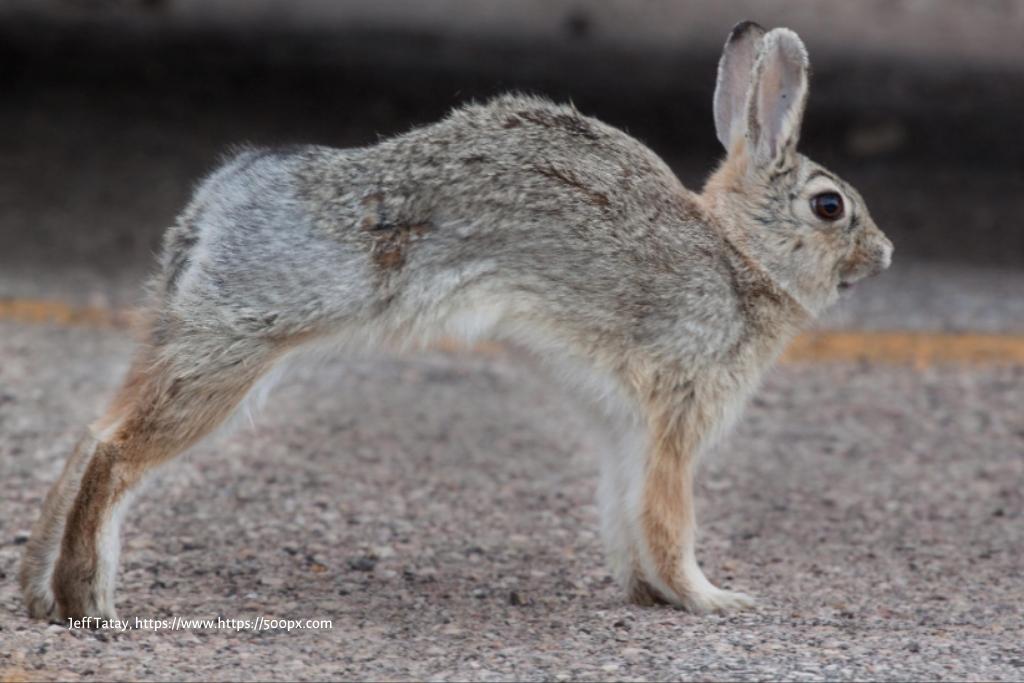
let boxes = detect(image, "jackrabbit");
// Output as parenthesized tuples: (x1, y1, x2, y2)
(22, 22, 892, 619)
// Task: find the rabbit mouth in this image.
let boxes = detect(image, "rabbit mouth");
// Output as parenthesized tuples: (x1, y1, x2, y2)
(838, 281, 853, 291)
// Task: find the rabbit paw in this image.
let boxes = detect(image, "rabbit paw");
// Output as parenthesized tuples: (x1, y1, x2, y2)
(23, 584, 60, 622)
(683, 586, 756, 614)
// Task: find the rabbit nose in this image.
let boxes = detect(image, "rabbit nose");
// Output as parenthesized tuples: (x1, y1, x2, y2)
(878, 236, 893, 271)
(864, 225, 893, 274)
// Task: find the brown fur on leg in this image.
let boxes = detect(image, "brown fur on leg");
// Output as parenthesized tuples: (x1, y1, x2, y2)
(19, 433, 102, 619)
(47, 324, 289, 619)
(52, 441, 120, 618)
(630, 377, 755, 613)
(639, 407, 698, 603)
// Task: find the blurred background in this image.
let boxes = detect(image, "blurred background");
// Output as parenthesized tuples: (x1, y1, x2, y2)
(1, 0, 1023, 330)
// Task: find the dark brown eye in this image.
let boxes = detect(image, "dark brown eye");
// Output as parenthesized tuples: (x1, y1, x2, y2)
(810, 192, 844, 221)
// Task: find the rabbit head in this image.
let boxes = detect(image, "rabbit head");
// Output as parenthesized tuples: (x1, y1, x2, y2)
(703, 22, 893, 314)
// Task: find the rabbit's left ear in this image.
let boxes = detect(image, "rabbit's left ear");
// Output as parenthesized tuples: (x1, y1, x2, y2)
(746, 28, 809, 167)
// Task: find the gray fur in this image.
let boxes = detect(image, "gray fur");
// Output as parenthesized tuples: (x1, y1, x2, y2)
(165, 97, 764, 361)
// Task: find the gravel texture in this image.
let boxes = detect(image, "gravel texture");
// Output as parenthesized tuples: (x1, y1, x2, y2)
(1, 321, 1022, 681)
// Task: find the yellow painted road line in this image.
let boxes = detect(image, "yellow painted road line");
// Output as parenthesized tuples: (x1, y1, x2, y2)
(0, 299, 133, 329)
(782, 330, 1024, 366)
(2, 298, 1023, 366)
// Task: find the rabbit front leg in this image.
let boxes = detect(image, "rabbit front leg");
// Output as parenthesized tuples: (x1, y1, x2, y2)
(604, 384, 755, 613)
(597, 425, 647, 601)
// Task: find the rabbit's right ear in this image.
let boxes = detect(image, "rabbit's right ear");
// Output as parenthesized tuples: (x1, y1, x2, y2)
(713, 21, 766, 152)
(745, 28, 810, 168)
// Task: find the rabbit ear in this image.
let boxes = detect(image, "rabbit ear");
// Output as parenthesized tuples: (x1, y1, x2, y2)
(713, 21, 766, 151)
(746, 28, 810, 167)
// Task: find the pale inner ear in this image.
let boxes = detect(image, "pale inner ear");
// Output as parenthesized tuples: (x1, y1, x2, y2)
(713, 22, 765, 151)
(751, 32, 809, 165)
(759, 54, 801, 156)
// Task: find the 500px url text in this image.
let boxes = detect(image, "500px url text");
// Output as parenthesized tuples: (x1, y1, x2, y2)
(66, 616, 333, 632)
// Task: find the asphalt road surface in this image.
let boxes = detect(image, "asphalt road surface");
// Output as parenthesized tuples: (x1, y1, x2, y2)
(1, 316, 1023, 681)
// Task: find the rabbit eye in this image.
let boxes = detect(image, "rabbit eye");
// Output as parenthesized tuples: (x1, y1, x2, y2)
(810, 192, 844, 221)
